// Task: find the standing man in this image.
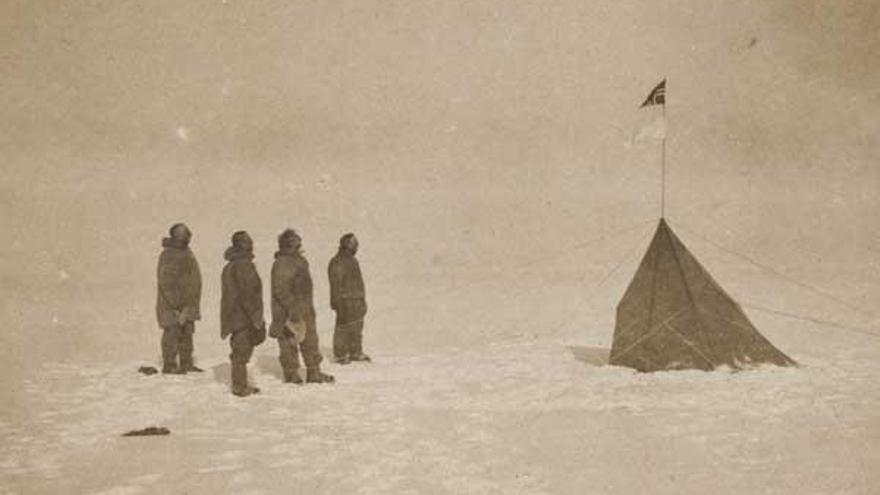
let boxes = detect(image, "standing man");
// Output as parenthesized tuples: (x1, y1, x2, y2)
(156, 223, 202, 374)
(270, 229, 334, 384)
(328, 233, 370, 365)
(220, 231, 264, 397)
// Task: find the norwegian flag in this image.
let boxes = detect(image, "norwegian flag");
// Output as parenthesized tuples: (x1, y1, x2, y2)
(640, 79, 666, 108)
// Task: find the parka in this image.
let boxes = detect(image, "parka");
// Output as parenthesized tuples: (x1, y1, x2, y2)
(156, 237, 202, 329)
(270, 248, 315, 339)
(220, 246, 264, 339)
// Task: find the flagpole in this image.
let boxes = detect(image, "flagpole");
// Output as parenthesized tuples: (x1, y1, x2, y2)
(639, 78, 667, 219)
(661, 99, 666, 219)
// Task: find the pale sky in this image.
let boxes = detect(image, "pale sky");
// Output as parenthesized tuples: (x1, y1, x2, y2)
(1, 1, 878, 360)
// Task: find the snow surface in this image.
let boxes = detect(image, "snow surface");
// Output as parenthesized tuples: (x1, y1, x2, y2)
(2, 273, 878, 494)
(2, 218, 880, 494)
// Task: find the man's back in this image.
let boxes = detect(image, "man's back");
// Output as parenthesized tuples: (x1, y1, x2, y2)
(221, 256, 263, 339)
(328, 251, 365, 308)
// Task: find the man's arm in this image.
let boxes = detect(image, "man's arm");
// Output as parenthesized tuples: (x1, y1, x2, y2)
(236, 262, 264, 329)
(272, 261, 299, 322)
(180, 256, 202, 322)
(328, 259, 342, 310)
(158, 256, 182, 318)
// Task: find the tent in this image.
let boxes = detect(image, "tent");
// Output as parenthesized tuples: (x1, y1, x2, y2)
(609, 218, 796, 371)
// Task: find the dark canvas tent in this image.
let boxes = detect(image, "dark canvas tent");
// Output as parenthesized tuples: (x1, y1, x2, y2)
(609, 219, 796, 372)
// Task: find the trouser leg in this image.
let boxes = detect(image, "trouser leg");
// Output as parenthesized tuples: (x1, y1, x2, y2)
(229, 330, 254, 394)
(333, 318, 349, 361)
(300, 313, 323, 369)
(231, 361, 248, 393)
(161, 325, 180, 371)
(178, 321, 195, 368)
(348, 319, 364, 357)
(277, 336, 300, 380)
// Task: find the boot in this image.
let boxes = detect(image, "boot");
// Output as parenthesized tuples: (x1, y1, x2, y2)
(284, 369, 304, 385)
(162, 365, 185, 375)
(335, 355, 351, 365)
(179, 359, 204, 373)
(233, 386, 261, 397)
(231, 362, 254, 395)
(306, 366, 335, 384)
(349, 352, 371, 362)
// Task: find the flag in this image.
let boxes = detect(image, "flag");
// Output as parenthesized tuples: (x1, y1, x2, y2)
(634, 117, 666, 142)
(640, 79, 665, 108)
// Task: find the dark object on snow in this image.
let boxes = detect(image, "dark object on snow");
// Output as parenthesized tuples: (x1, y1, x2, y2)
(122, 426, 170, 437)
(609, 219, 796, 372)
(138, 366, 159, 375)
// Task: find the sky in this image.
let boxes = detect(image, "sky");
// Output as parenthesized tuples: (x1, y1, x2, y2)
(1, 0, 879, 371)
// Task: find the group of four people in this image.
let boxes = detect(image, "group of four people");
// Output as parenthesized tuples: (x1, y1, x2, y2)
(156, 223, 369, 397)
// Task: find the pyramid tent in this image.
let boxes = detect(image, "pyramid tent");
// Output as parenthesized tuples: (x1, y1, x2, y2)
(609, 219, 796, 372)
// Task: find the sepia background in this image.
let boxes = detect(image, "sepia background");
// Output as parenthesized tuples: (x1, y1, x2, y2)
(2, 1, 879, 494)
